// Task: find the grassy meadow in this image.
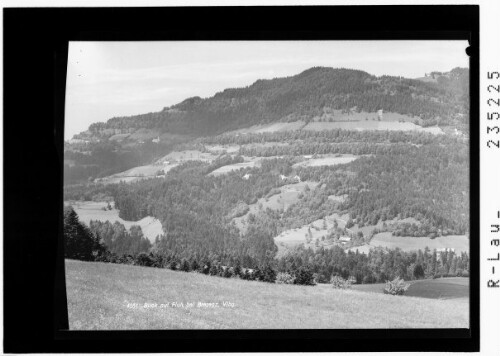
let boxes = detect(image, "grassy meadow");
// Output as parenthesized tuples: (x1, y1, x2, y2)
(351, 278, 469, 300)
(66, 259, 469, 330)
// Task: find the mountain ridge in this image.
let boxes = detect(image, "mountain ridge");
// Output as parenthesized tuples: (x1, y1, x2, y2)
(74, 66, 468, 141)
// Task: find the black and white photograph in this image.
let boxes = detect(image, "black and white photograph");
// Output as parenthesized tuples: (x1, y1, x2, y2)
(62, 40, 471, 330)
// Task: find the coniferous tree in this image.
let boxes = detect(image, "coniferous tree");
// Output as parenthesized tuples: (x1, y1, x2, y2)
(63, 206, 103, 261)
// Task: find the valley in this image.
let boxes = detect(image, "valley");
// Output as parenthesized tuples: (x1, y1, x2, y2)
(63, 66, 470, 330)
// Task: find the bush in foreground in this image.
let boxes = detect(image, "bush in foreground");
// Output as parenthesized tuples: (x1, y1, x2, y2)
(294, 267, 316, 286)
(135, 252, 153, 267)
(275, 272, 296, 284)
(383, 277, 410, 296)
(330, 275, 352, 289)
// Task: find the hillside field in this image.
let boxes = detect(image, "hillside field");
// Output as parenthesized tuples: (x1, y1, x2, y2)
(292, 154, 358, 168)
(209, 161, 260, 176)
(233, 181, 319, 234)
(67, 201, 163, 243)
(65, 260, 468, 330)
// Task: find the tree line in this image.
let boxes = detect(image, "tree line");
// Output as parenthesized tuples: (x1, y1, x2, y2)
(64, 204, 470, 287)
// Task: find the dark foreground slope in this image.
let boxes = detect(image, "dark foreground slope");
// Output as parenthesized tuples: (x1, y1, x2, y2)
(66, 260, 468, 330)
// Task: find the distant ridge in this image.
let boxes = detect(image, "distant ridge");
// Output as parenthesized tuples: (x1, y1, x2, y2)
(74, 67, 468, 140)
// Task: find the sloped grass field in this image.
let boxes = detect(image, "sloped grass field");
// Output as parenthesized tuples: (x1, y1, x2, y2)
(66, 260, 468, 330)
(351, 278, 469, 300)
(405, 278, 469, 300)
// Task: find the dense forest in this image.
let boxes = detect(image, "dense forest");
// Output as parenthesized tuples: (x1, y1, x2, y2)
(65, 128, 468, 238)
(197, 127, 463, 147)
(64, 205, 470, 286)
(64, 146, 469, 284)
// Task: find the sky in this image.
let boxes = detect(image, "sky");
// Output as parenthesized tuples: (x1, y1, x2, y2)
(65, 40, 469, 139)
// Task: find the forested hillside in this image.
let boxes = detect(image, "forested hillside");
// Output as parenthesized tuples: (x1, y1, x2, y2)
(65, 67, 468, 184)
(65, 130, 469, 273)
(78, 67, 469, 138)
(64, 66, 470, 286)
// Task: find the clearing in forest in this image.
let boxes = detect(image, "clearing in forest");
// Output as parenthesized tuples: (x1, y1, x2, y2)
(292, 154, 358, 168)
(67, 201, 163, 243)
(233, 181, 319, 234)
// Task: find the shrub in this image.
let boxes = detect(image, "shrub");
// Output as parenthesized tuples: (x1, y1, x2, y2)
(241, 269, 255, 280)
(119, 254, 135, 265)
(201, 261, 211, 274)
(413, 264, 425, 279)
(222, 267, 233, 278)
(135, 252, 153, 267)
(313, 272, 329, 284)
(209, 264, 219, 276)
(294, 267, 316, 286)
(275, 272, 296, 284)
(233, 264, 242, 278)
(190, 259, 199, 272)
(94, 250, 116, 263)
(383, 277, 410, 296)
(169, 260, 178, 271)
(180, 259, 191, 272)
(330, 275, 352, 289)
(260, 265, 277, 283)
